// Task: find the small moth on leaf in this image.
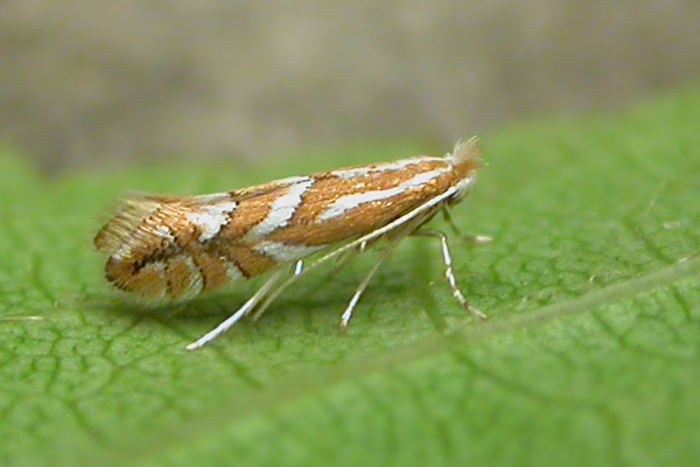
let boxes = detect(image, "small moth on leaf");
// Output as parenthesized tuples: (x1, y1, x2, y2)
(94, 138, 491, 350)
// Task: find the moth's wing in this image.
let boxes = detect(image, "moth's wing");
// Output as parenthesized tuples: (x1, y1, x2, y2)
(94, 174, 311, 252)
(94, 178, 316, 299)
(94, 193, 177, 252)
(94, 193, 234, 299)
(225, 176, 313, 202)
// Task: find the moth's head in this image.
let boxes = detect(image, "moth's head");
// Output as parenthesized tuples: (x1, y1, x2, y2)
(447, 136, 483, 202)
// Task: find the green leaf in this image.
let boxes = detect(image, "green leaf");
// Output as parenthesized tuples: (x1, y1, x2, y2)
(2, 89, 699, 466)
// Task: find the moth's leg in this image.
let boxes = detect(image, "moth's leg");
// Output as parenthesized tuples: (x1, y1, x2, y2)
(251, 262, 308, 322)
(442, 207, 492, 245)
(251, 244, 366, 324)
(251, 246, 361, 323)
(329, 240, 366, 276)
(411, 229, 488, 320)
(339, 251, 386, 332)
(186, 269, 285, 351)
(248, 260, 308, 323)
(340, 237, 403, 332)
(293, 260, 304, 276)
(251, 263, 319, 323)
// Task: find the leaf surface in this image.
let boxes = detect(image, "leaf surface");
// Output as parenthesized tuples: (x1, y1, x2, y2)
(1, 90, 699, 466)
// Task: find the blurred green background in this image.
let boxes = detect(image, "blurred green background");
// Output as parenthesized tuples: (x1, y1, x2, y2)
(2, 0, 699, 173)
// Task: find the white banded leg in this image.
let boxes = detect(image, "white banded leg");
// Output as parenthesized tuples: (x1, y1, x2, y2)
(411, 229, 488, 320)
(442, 208, 492, 245)
(186, 269, 285, 351)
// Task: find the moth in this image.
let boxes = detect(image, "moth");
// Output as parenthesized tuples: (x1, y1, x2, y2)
(94, 137, 490, 350)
